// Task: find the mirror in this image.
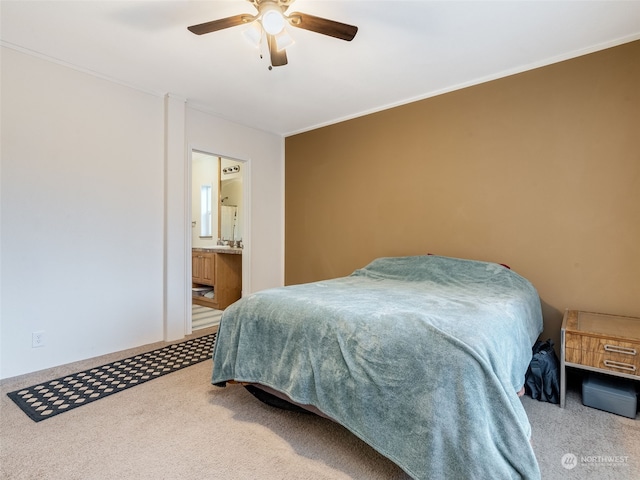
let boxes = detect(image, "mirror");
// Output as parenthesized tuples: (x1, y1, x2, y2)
(219, 158, 243, 245)
(191, 151, 243, 247)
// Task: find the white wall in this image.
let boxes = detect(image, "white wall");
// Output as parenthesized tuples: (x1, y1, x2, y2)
(1, 47, 165, 378)
(0, 47, 285, 379)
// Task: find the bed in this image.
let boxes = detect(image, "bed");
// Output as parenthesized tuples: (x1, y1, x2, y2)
(211, 254, 543, 479)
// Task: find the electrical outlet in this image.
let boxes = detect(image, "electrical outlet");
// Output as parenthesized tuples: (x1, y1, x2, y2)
(32, 331, 45, 348)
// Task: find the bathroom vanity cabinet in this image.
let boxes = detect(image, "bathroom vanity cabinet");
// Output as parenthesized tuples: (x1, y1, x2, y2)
(192, 248, 242, 310)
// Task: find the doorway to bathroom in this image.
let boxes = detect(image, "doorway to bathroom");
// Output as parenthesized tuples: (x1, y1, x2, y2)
(190, 150, 244, 330)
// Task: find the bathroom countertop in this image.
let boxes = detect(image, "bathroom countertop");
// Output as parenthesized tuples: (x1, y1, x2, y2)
(193, 246, 243, 255)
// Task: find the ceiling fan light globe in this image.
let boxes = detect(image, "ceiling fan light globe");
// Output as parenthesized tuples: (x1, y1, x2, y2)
(274, 30, 294, 51)
(243, 21, 262, 47)
(261, 8, 285, 35)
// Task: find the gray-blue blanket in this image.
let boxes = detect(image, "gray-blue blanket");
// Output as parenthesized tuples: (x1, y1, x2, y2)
(212, 255, 543, 479)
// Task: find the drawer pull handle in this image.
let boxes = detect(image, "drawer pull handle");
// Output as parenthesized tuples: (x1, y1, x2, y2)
(604, 344, 636, 355)
(603, 360, 636, 372)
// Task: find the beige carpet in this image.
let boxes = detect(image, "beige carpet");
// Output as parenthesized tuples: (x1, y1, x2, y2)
(1, 328, 639, 479)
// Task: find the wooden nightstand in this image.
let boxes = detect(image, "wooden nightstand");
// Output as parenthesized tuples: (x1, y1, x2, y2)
(560, 309, 640, 408)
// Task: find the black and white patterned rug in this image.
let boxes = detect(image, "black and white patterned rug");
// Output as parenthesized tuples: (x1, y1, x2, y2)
(7, 333, 216, 422)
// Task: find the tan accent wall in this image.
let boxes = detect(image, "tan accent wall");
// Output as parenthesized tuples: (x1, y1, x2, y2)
(285, 40, 640, 345)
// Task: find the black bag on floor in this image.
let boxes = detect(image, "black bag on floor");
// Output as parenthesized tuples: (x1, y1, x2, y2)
(524, 339, 560, 404)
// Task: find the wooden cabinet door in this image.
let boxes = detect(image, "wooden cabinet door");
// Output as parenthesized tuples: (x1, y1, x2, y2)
(202, 253, 215, 285)
(192, 252, 204, 284)
(192, 252, 215, 286)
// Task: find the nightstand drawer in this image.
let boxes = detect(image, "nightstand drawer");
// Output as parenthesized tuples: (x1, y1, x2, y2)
(565, 333, 582, 350)
(565, 347, 581, 364)
(578, 336, 640, 375)
(582, 336, 640, 356)
(581, 351, 640, 376)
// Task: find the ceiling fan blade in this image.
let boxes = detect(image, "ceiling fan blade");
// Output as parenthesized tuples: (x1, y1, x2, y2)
(267, 34, 288, 67)
(188, 14, 256, 35)
(287, 12, 358, 41)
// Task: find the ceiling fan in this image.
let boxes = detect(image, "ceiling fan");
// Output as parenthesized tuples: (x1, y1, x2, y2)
(187, 0, 358, 68)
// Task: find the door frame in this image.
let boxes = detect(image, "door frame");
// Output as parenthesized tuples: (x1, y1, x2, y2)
(185, 147, 251, 334)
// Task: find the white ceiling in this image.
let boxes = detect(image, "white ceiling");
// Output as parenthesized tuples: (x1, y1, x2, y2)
(2, 1, 640, 136)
